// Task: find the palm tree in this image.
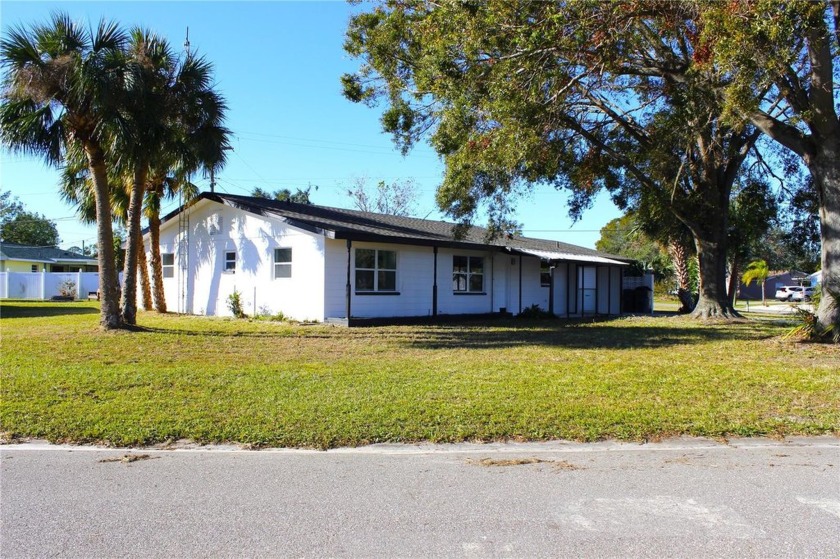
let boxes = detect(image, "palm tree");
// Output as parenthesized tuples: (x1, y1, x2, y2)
(145, 171, 198, 313)
(60, 155, 154, 311)
(742, 259, 770, 307)
(1, 14, 126, 329)
(141, 52, 230, 314)
(117, 29, 177, 325)
(101, 29, 228, 321)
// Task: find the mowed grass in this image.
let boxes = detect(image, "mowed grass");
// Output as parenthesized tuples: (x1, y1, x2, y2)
(1, 300, 838, 449)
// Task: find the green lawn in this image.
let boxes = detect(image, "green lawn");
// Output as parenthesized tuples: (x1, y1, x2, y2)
(1, 300, 837, 448)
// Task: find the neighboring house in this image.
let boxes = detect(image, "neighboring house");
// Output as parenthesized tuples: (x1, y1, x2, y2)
(808, 270, 821, 287)
(738, 270, 809, 300)
(0, 242, 98, 273)
(147, 193, 632, 322)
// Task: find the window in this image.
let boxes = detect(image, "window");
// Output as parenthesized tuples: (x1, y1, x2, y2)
(162, 253, 175, 278)
(540, 262, 551, 287)
(453, 256, 484, 293)
(224, 251, 236, 272)
(31, 264, 38, 273)
(274, 248, 292, 278)
(355, 248, 396, 292)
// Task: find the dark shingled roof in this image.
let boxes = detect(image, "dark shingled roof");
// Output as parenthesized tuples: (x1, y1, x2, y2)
(0, 243, 95, 263)
(163, 192, 631, 263)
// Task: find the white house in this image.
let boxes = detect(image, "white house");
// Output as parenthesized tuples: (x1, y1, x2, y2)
(147, 193, 632, 323)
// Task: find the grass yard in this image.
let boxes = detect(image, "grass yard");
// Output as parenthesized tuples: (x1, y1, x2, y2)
(1, 300, 838, 449)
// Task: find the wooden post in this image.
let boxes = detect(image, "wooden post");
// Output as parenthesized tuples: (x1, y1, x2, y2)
(345, 239, 352, 320)
(548, 263, 555, 316)
(432, 246, 438, 316)
(518, 255, 523, 314)
(566, 263, 571, 318)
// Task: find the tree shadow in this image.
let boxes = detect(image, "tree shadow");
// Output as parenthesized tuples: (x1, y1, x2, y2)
(0, 303, 99, 319)
(392, 317, 777, 350)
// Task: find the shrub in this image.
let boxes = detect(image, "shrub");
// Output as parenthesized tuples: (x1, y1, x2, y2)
(58, 280, 77, 299)
(518, 304, 554, 319)
(785, 285, 839, 343)
(226, 289, 247, 319)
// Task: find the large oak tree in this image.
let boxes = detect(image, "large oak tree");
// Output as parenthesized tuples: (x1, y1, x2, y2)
(343, 0, 760, 317)
(702, 0, 839, 334)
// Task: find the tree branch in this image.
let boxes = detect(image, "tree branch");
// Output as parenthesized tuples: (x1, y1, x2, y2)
(804, 21, 838, 139)
(748, 110, 811, 158)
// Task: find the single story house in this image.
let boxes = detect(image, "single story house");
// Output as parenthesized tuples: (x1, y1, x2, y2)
(146, 193, 633, 321)
(0, 242, 98, 273)
(738, 270, 809, 300)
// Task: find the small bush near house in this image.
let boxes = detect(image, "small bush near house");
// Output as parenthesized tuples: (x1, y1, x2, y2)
(518, 304, 554, 319)
(226, 289, 247, 319)
(58, 280, 77, 299)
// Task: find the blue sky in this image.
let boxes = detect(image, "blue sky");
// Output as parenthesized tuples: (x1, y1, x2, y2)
(0, 1, 621, 251)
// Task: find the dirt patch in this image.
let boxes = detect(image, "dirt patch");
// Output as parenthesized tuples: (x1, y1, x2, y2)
(98, 454, 157, 464)
(467, 457, 582, 470)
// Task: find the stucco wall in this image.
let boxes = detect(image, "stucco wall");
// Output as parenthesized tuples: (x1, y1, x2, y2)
(151, 199, 625, 320)
(153, 200, 326, 321)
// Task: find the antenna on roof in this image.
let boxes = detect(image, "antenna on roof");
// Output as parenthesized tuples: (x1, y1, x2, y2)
(184, 27, 191, 54)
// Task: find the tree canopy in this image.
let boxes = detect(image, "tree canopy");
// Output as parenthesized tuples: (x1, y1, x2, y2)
(344, 176, 419, 216)
(343, 0, 765, 318)
(0, 191, 60, 247)
(252, 186, 314, 204)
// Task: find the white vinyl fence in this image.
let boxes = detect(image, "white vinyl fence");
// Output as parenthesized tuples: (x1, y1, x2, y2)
(0, 271, 104, 300)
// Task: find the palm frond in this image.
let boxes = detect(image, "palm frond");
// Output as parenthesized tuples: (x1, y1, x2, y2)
(0, 99, 65, 164)
(0, 25, 43, 71)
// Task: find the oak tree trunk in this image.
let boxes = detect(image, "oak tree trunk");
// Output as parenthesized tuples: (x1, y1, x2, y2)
(682, 186, 739, 320)
(149, 213, 167, 313)
(810, 144, 840, 336)
(84, 144, 121, 329)
(137, 234, 153, 311)
(691, 232, 738, 319)
(121, 165, 147, 325)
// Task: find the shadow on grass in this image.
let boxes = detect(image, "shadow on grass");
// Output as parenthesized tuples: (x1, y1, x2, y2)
(392, 317, 780, 350)
(0, 302, 99, 319)
(130, 315, 780, 349)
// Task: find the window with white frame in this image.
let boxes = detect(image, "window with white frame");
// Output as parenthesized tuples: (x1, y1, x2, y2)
(224, 251, 236, 272)
(355, 248, 396, 292)
(162, 253, 175, 278)
(453, 255, 484, 292)
(274, 248, 292, 278)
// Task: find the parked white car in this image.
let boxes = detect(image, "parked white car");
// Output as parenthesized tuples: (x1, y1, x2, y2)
(775, 285, 811, 301)
(790, 286, 816, 302)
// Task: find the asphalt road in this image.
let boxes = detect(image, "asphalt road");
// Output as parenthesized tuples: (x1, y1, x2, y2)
(1, 437, 838, 558)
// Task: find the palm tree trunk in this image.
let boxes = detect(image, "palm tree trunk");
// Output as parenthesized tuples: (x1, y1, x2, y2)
(728, 257, 740, 308)
(668, 238, 694, 313)
(149, 212, 167, 313)
(85, 143, 121, 329)
(137, 234, 153, 310)
(121, 165, 147, 325)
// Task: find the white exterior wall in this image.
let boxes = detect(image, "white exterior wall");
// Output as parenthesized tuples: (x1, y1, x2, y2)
(151, 199, 625, 320)
(153, 200, 326, 321)
(324, 241, 536, 319)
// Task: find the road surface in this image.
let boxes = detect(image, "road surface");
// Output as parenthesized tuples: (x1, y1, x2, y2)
(1, 437, 838, 557)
